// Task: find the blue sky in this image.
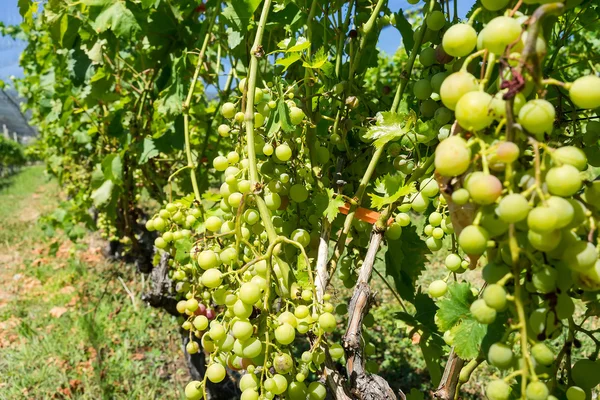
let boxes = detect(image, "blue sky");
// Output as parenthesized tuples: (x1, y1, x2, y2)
(0, 0, 475, 83)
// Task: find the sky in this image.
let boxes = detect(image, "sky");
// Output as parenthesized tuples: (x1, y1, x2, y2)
(0, 0, 476, 83)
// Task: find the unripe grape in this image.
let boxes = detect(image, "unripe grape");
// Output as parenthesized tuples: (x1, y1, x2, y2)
(563, 241, 597, 272)
(411, 192, 430, 212)
(421, 177, 440, 198)
(431, 72, 449, 93)
(483, 284, 507, 310)
(428, 280, 448, 297)
(414, 79, 433, 100)
(308, 382, 327, 400)
(486, 380, 511, 400)
(440, 72, 478, 110)
(569, 75, 600, 109)
(426, 11, 445, 31)
(495, 141, 520, 164)
(445, 253, 462, 271)
(518, 99, 555, 138)
(396, 212, 411, 226)
(451, 188, 470, 205)
(546, 164, 582, 197)
(480, 16, 522, 55)
(455, 91, 495, 131)
(289, 184, 308, 203)
(218, 124, 230, 137)
(553, 146, 587, 171)
(206, 363, 226, 383)
(385, 223, 403, 240)
(466, 173, 502, 205)
(275, 323, 296, 345)
(531, 343, 554, 366)
(497, 193, 530, 223)
(458, 225, 489, 255)
(566, 386, 586, 400)
(264, 193, 282, 210)
(185, 381, 204, 400)
(275, 143, 292, 161)
(528, 229, 562, 252)
(289, 106, 305, 125)
(526, 381, 549, 400)
(527, 206, 557, 233)
(546, 196, 574, 228)
(442, 24, 477, 57)
(488, 342, 513, 369)
(318, 312, 337, 332)
(202, 268, 223, 288)
(481, 0, 510, 11)
(213, 155, 229, 171)
(435, 136, 471, 177)
(221, 102, 236, 119)
(470, 299, 497, 324)
(205, 216, 222, 232)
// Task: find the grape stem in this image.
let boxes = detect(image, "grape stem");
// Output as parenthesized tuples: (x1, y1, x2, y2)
(183, 8, 218, 203)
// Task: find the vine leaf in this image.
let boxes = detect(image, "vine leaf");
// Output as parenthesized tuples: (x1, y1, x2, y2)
(451, 318, 487, 359)
(368, 174, 416, 210)
(175, 238, 193, 264)
(435, 282, 474, 332)
(93, 2, 140, 38)
(394, 10, 415, 56)
(18, 0, 32, 17)
(323, 188, 345, 223)
(91, 180, 114, 207)
(385, 225, 430, 302)
(138, 138, 159, 164)
(364, 111, 416, 149)
(275, 53, 301, 71)
(102, 154, 123, 184)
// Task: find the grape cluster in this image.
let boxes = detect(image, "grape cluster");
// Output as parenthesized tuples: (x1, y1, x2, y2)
(407, 3, 600, 400)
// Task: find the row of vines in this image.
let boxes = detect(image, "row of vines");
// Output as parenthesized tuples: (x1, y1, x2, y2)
(3, 0, 600, 399)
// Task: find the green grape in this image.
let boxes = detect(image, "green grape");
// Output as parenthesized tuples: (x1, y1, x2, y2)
(566, 387, 586, 400)
(319, 312, 337, 332)
(431, 71, 449, 93)
(154, 217, 167, 231)
(488, 342, 513, 369)
(420, 99, 439, 118)
(264, 193, 282, 210)
(584, 181, 600, 204)
(193, 315, 209, 331)
(213, 155, 229, 171)
(495, 141, 520, 164)
(442, 24, 478, 57)
(221, 102, 236, 119)
(546, 196, 574, 228)
(527, 206, 557, 233)
(287, 381, 308, 400)
(289, 106, 305, 125)
(435, 136, 471, 177)
(429, 212, 443, 226)
(481, 0, 510, 11)
(440, 72, 479, 110)
(185, 381, 203, 400)
(396, 212, 411, 226)
(545, 165, 582, 197)
(432, 227, 444, 239)
(426, 11, 445, 31)
(329, 343, 345, 360)
(451, 188, 470, 205)
(186, 341, 200, 354)
(414, 79, 433, 100)
(563, 241, 597, 272)
(155, 237, 167, 249)
(198, 250, 219, 270)
(443, 330, 454, 346)
(553, 146, 588, 171)
(531, 343, 554, 366)
(470, 299, 497, 324)
(241, 390, 258, 400)
(455, 91, 495, 131)
(466, 173, 502, 205)
(532, 267, 557, 293)
(244, 209, 260, 225)
(386, 223, 403, 240)
(411, 192, 430, 212)
(206, 363, 226, 383)
(274, 323, 295, 345)
(289, 184, 308, 203)
(426, 237, 443, 251)
(526, 381, 549, 400)
(231, 320, 253, 341)
(572, 359, 600, 388)
(445, 253, 462, 271)
(308, 382, 327, 400)
(421, 177, 440, 197)
(458, 225, 489, 255)
(253, 112, 264, 128)
(483, 262, 511, 284)
(518, 99, 555, 138)
(480, 16, 522, 54)
(424, 224, 434, 236)
(483, 284, 507, 310)
(428, 280, 447, 297)
(262, 143, 274, 156)
(486, 380, 511, 400)
(201, 268, 223, 288)
(275, 143, 292, 161)
(497, 193, 530, 223)
(235, 111, 245, 123)
(569, 75, 600, 109)
(271, 374, 288, 394)
(239, 282, 261, 305)
(528, 230, 562, 252)
(556, 293, 575, 319)
(241, 337, 263, 358)
(419, 47, 437, 67)
(434, 107, 452, 125)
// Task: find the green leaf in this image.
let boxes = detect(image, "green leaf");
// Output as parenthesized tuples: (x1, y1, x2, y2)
(275, 53, 302, 71)
(138, 138, 159, 164)
(364, 111, 416, 148)
(451, 318, 487, 359)
(384, 225, 430, 302)
(405, 388, 425, 400)
(323, 188, 345, 223)
(175, 238, 193, 263)
(226, 27, 243, 49)
(368, 174, 416, 210)
(102, 154, 123, 184)
(276, 36, 311, 52)
(394, 10, 415, 55)
(91, 180, 114, 207)
(302, 47, 329, 69)
(435, 282, 474, 332)
(82, 0, 113, 5)
(420, 336, 443, 386)
(18, 0, 32, 17)
(93, 2, 140, 38)
(276, 88, 294, 133)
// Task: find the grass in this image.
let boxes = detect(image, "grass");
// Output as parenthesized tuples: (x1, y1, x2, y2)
(0, 166, 187, 399)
